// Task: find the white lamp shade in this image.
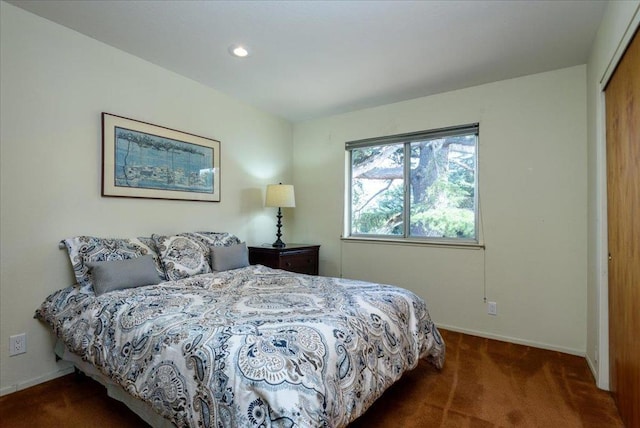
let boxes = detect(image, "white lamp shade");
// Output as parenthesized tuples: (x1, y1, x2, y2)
(265, 184, 295, 208)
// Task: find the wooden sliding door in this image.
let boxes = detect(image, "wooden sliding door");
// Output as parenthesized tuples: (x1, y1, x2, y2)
(605, 27, 640, 428)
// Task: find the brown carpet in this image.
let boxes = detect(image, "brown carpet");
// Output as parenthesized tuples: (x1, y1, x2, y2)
(352, 329, 623, 427)
(0, 329, 623, 427)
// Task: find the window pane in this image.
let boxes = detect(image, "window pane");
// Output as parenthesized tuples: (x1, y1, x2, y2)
(409, 134, 476, 239)
(350, 144, 404, 235)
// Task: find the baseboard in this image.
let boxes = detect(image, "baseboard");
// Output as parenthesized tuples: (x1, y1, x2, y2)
(0, 366, 74, 397)
(585, 353, 601, 386)
(0, 385, 16, 396)
(437, 323, 585, 357)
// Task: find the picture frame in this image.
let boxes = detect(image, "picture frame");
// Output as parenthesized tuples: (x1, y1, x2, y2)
(102, 113, 220, 202)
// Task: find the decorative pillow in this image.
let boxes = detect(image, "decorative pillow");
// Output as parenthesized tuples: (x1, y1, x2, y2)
(61, 236, 166, 289)
(86, 255, 162, 296)
(151, 234, 210, 281)
(189, 232, 242, 250)
(210, 242, 249, 271)
(137, 236, 159, 255)
(151, 232, 242, 281)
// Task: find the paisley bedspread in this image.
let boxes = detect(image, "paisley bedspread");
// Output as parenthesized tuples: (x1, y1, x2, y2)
(36, 265, 445, 428)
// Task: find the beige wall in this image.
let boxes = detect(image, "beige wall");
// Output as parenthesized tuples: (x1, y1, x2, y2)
(292, 65, 588, 355)
(585, 0, 640, 389)
(0, 3, 292, 394)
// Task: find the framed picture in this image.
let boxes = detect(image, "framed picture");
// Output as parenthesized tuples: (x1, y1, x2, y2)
(102, 113, 220, 202)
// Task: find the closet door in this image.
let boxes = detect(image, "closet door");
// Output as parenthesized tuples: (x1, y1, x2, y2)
(605, 28, 640, 428)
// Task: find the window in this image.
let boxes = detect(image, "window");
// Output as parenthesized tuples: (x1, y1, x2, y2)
(346, 123, 479, 243)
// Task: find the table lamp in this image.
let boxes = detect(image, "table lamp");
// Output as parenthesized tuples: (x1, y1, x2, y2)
(265, 183, 295, 248)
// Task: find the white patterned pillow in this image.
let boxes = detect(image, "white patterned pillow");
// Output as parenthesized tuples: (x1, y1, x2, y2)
(189, 232, 241, 249)
(152, 232, 241, 281)
(61, 236, 166, 290)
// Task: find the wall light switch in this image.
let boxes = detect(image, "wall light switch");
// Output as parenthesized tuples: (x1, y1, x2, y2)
(487, 301, 497, 316)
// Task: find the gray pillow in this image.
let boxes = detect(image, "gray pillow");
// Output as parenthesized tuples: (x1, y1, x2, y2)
(86, 255, 162, 295)
(210, 242, 249, 271)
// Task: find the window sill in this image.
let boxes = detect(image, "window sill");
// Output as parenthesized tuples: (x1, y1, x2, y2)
(341, 236, 485, 250)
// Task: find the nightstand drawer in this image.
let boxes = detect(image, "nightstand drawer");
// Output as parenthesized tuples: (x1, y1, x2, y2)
(248, 244, 320, 275)
(280, 252, 318, 274)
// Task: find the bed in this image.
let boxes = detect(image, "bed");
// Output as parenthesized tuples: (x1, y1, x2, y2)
(36, 232, 445, 428)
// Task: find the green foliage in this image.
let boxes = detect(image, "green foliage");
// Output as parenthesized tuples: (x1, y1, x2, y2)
(411, 207, 475, 238)
(350, 136, 476, 239)
(410, 169, 475, 237)
(351, 182, 403, 235)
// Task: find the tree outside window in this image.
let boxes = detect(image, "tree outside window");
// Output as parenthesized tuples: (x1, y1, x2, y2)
(347, 124, 478, 243)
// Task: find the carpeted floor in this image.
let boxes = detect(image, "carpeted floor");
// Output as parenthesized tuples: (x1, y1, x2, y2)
(0, 329, 623, 427)
(351, 329, 623, 427)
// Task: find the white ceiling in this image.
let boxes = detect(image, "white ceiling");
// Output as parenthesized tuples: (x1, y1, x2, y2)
(8, 0, 607, 122)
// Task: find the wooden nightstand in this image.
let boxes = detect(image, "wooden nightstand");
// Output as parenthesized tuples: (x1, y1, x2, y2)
(248, 244, 320, 275)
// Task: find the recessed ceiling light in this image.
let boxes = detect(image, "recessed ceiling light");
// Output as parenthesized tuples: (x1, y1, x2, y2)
(229, 44, 250, 58)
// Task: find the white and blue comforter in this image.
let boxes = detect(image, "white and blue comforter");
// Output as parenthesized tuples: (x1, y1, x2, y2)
(36, 265, 445, 428)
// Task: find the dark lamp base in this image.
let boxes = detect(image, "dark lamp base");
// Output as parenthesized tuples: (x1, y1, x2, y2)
(272, 240, 286, 248)
(272, 207, 287, 248)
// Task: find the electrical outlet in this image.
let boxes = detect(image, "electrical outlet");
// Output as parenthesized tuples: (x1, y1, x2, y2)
(9, 333, 26, 356)
(487, 301, 497, 316)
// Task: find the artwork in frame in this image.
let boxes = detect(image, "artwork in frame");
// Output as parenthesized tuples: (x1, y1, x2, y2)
(102, 113, 220, 202)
